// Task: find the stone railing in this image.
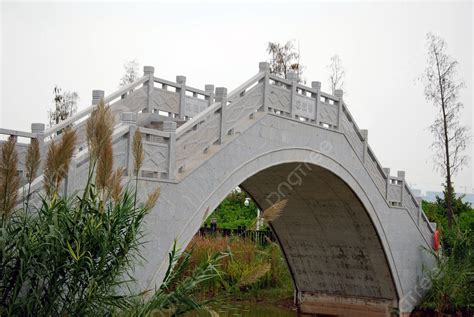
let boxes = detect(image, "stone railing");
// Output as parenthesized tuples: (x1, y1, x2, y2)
(175, 70, 266, 174)
(173, 62, 436, 240)
(0, 66, 215, 186)
(1, 62, 435, 241)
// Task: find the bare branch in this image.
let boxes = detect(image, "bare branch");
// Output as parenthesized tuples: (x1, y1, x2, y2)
(327, 54, 345, 94)
(266, 40, 305, 83)
(421, 32, 471, 228)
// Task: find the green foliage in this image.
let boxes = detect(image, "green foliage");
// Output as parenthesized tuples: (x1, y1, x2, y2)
(422, 187, 473, 233)
(2, 92, 220, 316)
(0, 189, 225, 316)
(0, 188, 147, 316)
(122, 242, 225, 317)
(419, 229, 473, 313)
(205, 190, 259, 229)
(420, 187, 473, 314)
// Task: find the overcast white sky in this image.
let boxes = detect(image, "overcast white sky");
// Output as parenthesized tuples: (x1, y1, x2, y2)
(1, 1, 473, 193)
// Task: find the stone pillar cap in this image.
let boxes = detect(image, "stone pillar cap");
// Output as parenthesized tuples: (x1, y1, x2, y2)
(144, 66, 155, 75)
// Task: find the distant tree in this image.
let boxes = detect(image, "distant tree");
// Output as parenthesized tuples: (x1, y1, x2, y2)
(266, 40, 304, 83)
(205, 189, 258, 229)
(48, 86, 78, 127)
(327, 54, 345, 94)
(421, 33, 470, 228)
(423, 187, 473, 233)
(119, 59, 140, 88)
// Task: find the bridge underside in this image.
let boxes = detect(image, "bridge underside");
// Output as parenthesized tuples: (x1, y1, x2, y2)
(241, 163, 398, 316)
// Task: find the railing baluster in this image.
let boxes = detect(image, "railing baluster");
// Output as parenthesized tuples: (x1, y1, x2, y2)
(163, 121, 177, 181)
(259, 62, 270, 111)
(311, 81, 321, 124)
(287, 70, 298, 118)
(215, 87, 227, 145)
(177, 75, 186, 120)
(144, 66, 155, 113)
(334, 89, 344, 130)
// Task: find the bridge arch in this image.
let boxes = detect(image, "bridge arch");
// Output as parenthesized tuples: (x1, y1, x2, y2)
(6, 63, 436, 315)
(167, 147, 401, 315)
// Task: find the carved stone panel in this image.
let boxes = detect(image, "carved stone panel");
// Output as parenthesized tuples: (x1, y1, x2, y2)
(142, 141, 169, 174)
(111, 87, 148, 118)
(150, 88, 179, 114)
(294, 94, 315, 120)
(341, 115, 364, 159)
(268, 85, 291, 113)
(176, 113, 220, 170)
(388, 184, 402, 203)
(318, 102, 338, 127)
(184, 96, 208, 118)
(365, 158, 387, 197)
(224, 83, 263, 127)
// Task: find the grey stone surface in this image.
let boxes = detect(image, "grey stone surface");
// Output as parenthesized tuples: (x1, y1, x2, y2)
(4, 63, 437, 314)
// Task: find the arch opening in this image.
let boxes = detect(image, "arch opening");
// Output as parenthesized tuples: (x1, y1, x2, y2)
(238, 162, 399, 316)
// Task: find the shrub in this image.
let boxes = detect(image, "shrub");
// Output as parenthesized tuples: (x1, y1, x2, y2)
(0, 100, 221, 316)
(183, 235, 293, 299)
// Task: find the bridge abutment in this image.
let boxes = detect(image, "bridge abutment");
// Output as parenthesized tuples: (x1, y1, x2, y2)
(298, 292, 396, 317)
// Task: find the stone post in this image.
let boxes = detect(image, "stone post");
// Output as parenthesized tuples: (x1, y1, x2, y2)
(205, 84, 215, 106)
(31, 122, 45, 176)
(287, 70, 298, 118)
(311, 81, 321, 124)
(259, 62, 270, 111)
(122, 112, 138, 178)
(415, 197, 423, 225)
(383, 167, 390, 200)
(398, 171, 405, 204)
(144, 66, 155, 113)
(334, 89, 344, 130)
(176, 75, 186, 119)
(31, 123, 45, 147)
(360, 129, 368, 163)
(216, 87, 228, 144)
(92, 90, 104, 105)
(163, 121, 177, 181)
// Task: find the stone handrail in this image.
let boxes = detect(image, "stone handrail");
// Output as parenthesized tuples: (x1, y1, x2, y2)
(176, 71, 265, 139)
(172, 63, 435, 239)
(44, 75, 150, 138)
(0, 128, 36, 140)
(4, 62, 435, 240)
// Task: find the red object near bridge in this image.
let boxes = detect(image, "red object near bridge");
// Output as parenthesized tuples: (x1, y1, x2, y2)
(433, 229, 440, 251)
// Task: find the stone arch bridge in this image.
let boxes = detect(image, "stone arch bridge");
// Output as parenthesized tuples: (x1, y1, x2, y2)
(2, 63, 436, 316)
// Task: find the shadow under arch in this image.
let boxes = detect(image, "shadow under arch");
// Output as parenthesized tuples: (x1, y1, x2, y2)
(174, 147, 401, 314)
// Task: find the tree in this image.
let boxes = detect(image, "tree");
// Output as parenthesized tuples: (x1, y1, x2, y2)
(327, 54, 345, 95)
(422, 33, 470, 228)
(48, 86, 78, 127)
(119, 59, 140, 88)
(205, 189, 258, 229)
(266, 40, 304, 83)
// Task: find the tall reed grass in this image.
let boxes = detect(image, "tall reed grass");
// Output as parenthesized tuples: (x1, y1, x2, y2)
(0, 99, 221, 316)
(183, 235, 293, 301)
